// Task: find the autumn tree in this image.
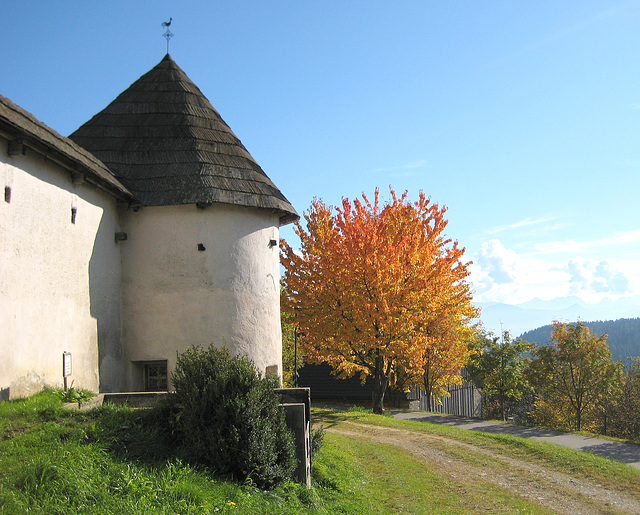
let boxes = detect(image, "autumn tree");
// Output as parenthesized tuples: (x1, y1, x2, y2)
(603, 358, 639, 440)
(280, 188, 477, 414)
(531, 322, 619, 432)
(281, 313, 298, 388)
(594, 361, 623, 436)
(422, 313, 476, 411)
(467, 331, 533, 421)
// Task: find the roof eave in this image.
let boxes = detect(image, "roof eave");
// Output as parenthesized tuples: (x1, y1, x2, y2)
(0, 96, 132, 201)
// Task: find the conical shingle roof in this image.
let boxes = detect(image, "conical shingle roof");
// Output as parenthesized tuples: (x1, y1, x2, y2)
(69, 54, 297, 225)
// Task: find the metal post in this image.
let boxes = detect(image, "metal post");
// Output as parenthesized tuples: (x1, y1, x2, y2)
(294, 329, 298, 387)
(62, 351, 72, 391)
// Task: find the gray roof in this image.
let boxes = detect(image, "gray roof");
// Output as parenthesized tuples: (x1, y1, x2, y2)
(69, 54, 298, 225)
(0, 95, 131, 200)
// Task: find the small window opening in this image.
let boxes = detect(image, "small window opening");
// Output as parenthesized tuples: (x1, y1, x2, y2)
(144, 361, 168, 391)
(71, 207, 77, 224)
(266, 364, 279, 377)
(4, 186, 10, 203)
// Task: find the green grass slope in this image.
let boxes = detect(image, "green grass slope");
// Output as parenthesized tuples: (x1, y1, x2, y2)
(2, 392, 640, 514)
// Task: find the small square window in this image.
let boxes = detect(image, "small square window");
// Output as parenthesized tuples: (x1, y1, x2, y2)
(144, 361, 168, 391)
(266, 364, 279, 377)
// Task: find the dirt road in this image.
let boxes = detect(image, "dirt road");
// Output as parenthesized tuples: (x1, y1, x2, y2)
(392, 411, 640, 471)
(327, 420, 640, 514)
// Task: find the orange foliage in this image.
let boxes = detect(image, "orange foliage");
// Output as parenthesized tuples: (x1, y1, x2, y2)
(281, 188, 478, 412)
(422, 313, 476, 407)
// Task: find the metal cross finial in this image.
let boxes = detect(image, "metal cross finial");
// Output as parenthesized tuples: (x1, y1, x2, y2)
(161, 18, 173, 54)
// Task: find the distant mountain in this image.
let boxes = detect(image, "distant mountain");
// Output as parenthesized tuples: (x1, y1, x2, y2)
(518, 318, 640, 363)
(516, 296, 590, 311)
(477, 296, 640, 337)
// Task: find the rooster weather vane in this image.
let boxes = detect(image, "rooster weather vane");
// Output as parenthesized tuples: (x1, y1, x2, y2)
(162, 18, 173, 54)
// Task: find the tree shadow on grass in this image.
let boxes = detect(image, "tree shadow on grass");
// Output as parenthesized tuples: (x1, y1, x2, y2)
(311, 405, 378, 430)
(312, 409, 351, 429)
(84, 402, 181, 466)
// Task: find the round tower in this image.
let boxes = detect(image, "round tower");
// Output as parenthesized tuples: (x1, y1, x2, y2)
(70, 54, 297, 391)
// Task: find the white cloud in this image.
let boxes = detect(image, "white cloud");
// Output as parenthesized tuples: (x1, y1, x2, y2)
(473, 240, 519, 285)
(528, 229, 640, 257)
(566, 258, 631, 295)
(486, 215, 558, 235)
(471, 239, 640, 305)
(368, 159, 428, 174)
(471, 240, 567, 303)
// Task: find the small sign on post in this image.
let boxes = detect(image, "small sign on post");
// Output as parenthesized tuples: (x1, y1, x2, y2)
(63, 352, 72, 391)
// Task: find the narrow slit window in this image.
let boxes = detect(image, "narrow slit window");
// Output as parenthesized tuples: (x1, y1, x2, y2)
(4, 186, 10, 203)
(71, 207, 77, 224)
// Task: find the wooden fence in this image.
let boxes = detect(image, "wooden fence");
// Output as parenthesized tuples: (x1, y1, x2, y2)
(297, 363, 482, 417)
(415, 380, 482, 418)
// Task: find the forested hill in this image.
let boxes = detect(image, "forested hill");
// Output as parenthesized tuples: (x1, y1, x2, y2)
(519, 318, 640, 363)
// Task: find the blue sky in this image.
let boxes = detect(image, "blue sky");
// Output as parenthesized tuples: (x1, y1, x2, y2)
(2, 1, 639, 326)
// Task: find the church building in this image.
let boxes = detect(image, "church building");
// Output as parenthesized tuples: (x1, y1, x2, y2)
(0, 54, 297, 399)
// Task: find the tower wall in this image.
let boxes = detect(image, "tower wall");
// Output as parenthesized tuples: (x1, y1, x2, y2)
(119, 203, 283, 390)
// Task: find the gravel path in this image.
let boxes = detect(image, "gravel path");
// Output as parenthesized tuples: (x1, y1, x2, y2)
(328, 421, 640, 514)
(391, 411, 640, 470)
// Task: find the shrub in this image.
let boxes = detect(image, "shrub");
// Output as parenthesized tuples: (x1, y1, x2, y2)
(51, 385, 93, 406)
(310, 425, 325, 463)
(170, 345, 296, 489)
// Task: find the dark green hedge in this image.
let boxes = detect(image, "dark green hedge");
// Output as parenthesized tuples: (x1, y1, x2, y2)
(171, 345, 296, 489)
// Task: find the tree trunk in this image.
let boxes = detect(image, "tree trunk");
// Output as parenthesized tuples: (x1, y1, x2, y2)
(576, 408, 582, 432)
(372, 357, 389, 415)
(575, 396, 582, 431)
(424, 373, 433, 412)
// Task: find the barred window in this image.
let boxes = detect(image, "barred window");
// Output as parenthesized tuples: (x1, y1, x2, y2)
(144, 361, 168, 391)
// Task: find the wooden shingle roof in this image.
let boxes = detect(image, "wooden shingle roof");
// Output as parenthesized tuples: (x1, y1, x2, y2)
(69, 54, 298, 225)
(0, 95, 131, 200)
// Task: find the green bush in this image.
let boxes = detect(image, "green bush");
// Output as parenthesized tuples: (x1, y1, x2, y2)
(170, 345, 296, 489)
(310, 425, 325, 463)
(50, 385, 93, 405)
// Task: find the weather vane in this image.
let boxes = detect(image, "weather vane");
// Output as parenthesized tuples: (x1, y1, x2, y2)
(161, 18, 173, 54)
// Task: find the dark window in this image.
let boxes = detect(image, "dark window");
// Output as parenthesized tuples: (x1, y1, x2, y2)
(266, 364, 279, 377)
(4, 186, 10, 203)
(71, 207, 77, 224)
(144, 362, 168, 391)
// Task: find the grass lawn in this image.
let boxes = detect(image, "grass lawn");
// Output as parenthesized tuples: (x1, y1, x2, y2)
(1, 392, 639, 514)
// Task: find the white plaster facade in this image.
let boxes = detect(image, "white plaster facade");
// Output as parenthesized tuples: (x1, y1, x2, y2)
(1, 142, 287, 397)
(0, 138, 122, 399)
(1, 93, 293, 399)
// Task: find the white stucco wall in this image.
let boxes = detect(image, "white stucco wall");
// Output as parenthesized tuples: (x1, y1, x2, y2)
(0, 142, 122, 399)
(119, 203, 283, 390)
